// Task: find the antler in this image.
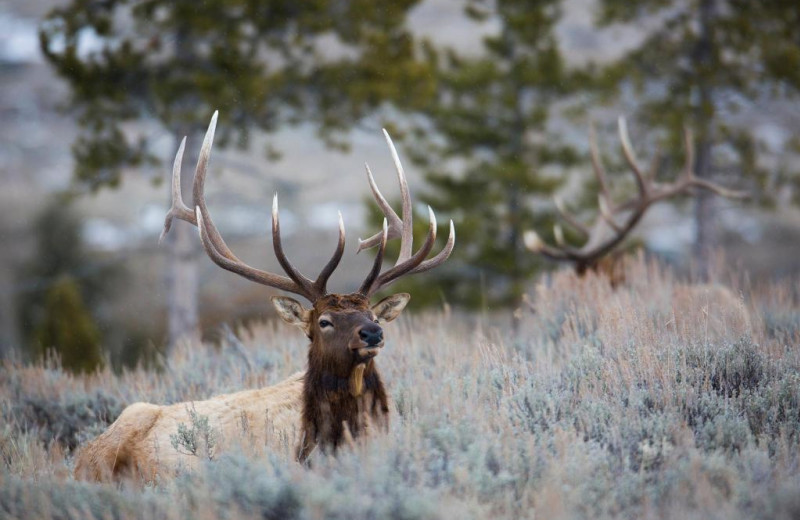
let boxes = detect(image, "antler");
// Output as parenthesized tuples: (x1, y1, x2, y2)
(524, 117, 748, 272)
(160, 111, 345, 302)
(357, 129, 456, 296)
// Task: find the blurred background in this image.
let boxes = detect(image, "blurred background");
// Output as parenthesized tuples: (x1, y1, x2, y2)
(1, 0, 798, 371)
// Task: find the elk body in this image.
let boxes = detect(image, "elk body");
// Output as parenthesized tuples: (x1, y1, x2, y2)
(522, 118, 749, 332)
(74, 112, 454, 481)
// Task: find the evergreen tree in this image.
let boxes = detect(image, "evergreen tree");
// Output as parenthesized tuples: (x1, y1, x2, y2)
(595, 0, 800, 272)
(398, 0, 580, 309)
(17, 198, 118, 372)
(39, 0, 432, 347)
(35, 275, 104, 374)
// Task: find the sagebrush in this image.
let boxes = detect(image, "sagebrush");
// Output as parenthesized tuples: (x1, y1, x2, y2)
(1, 258, 799, 519)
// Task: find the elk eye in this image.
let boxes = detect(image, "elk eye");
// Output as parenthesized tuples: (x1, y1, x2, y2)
(319, 319, 332, 328)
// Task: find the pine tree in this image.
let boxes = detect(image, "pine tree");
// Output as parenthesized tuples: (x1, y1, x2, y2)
(595, 0, 800, 272)
(39, 0, 432, 347)
(35, 275, 104, 374)
(398, 0, 580, 309)
(17, 198, 118, 373)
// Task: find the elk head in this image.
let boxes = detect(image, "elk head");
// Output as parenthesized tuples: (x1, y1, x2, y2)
(524, 117, 747, 278)
(160, 111, 454, 459)
(271, 292, 409, 388)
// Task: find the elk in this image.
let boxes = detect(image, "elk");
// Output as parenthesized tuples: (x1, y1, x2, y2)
(522, 118, 750, 338)
(74, 112, 455, 481)
(524, 117, 747, 279)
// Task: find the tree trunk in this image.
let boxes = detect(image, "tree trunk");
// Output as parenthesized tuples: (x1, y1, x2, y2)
(165, 131, 201, 350)
(692, 137, 715, 276)
(164, 24, 202, 351)
(692, 0, 717, 278)
(0, 257, 21, 359)
(166, 220, 200, 349)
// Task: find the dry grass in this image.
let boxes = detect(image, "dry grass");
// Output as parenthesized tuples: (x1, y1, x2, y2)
(2, 256, 799, 519)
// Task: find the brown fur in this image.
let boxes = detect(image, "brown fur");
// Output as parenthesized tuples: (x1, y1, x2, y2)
(294, 293, 393, 461)
(74, 293, 408, 481)
(576, 251, 627, 288)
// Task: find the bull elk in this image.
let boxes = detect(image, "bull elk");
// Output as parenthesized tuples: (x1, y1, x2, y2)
(522, 118, 750, 338)
(524, 117, 747, 278)
(74, 112, 455, 481)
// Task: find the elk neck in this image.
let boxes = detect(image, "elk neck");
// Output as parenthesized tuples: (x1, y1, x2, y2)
(302, 350, 389, 453)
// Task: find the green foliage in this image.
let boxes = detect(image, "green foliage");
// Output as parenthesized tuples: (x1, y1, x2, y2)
(595, 0, 800, 200)
(16, 199, 119, 373)
(35, 276, 103, 374)
(170, 408, 219, 460)
(39, 0, 432, 190)
(398, 0, 583, 308)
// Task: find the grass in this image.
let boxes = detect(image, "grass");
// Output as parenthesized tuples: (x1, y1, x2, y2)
(1, 257, 799, 519)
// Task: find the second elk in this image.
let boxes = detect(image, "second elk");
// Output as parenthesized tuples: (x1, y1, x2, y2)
(523, 118, 750, 337)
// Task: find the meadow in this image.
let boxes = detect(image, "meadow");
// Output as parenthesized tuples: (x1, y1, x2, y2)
(2, 256, 799, 519)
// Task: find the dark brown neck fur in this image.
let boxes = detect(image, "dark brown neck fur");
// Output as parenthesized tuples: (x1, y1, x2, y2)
(296, 293, 391, 462)
(298, 359, 389, 461)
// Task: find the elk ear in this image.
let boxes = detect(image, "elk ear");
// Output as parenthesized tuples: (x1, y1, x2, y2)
(372, 293, 410, 323)
(271, 296, 311, 330)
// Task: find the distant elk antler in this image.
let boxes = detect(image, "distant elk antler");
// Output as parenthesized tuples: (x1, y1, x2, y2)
(524, 117, 747, 275)
(75, 112, 455, 481)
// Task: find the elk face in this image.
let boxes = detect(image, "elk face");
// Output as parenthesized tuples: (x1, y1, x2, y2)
(272, 293, 410, 371)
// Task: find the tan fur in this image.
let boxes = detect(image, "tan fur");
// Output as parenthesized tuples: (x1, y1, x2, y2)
(576, 255, 751, 340)
(74, 372, 304, 481)
(671, 284, 751, 341)
(349, 363, 366, 397)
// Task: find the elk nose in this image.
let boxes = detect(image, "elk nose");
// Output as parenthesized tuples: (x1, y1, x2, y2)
(359, 324, 383, 346)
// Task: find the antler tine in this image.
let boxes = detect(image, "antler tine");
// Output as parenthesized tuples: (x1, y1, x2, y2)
(617, 117, 648, 198)
(195, 208, 301, 293)
(272, 194, 317, 298)
(523, 230, 569, 260)
(589, 122, 612, 202)
(190, 111, 242, 262)
(554, 195, 590, 238)
(383, 129, 414, 264)
(312, 211, 346, 295)
(597, 194, 623, 233)
(649, 126, 749, 202)
(359, 219, 388, 295)
(370, 206, 438, 293)
(357, 163, 403, 252)
(408, 219, 455, 275)
(356, 129, 413, 265)
(553, 224, 565, 247)
(680, 127, 747, 199)
(159, 137, 196, 243)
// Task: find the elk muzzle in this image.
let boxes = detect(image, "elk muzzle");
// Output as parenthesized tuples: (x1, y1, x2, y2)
(353, 323, 384, 359)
